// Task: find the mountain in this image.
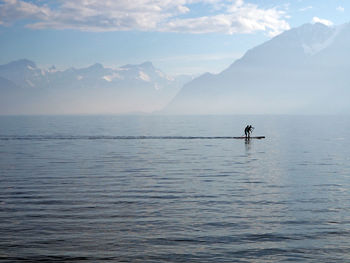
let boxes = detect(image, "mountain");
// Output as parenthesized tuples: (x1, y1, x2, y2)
(0, 59, 49, 89)
(164, 22, 350, 114)
(0, 76, 18, 90)
(0, 60, 192, 114)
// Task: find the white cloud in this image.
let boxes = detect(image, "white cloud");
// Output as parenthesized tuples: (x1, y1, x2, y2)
(312, 17, 333, 27)
(164, 2, 290, 36)
(299, 6, 312, 12)
(336, 6, 345, 12)
(0, 0, 290, 36)
(0, 0, 51, 25)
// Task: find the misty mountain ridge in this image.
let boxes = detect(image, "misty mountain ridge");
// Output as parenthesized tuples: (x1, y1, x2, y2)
(0, 59, 185, 89)
(2, 22, 350, 115)
(0, 60, 192, 114)
(164, 22, 350, 114)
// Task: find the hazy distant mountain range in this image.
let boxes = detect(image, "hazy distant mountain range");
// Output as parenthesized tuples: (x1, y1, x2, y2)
(0, 59, 192, 114)
(1, 22, 350, 115)
(164, 22, 350, 114)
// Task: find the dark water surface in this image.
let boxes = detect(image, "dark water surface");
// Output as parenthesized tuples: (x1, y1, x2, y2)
(1, 115, 350, 262)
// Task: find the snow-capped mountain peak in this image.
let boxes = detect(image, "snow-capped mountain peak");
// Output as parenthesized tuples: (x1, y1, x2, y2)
(300, 23, 344, 56)
(0, 59, 193, 114)
(164, 21, 350, 114)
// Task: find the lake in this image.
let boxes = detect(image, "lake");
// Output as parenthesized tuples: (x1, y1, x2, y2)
(1, 115, 350, 262)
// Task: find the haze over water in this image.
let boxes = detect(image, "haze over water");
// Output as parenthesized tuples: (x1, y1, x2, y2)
(1, 115, 350, 262)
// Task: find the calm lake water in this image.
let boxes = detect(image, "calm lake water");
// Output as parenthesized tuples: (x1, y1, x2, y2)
(1, 115, 350, 262)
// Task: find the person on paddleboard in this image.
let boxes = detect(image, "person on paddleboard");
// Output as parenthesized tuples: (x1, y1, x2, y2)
(244, 125, 254, 138)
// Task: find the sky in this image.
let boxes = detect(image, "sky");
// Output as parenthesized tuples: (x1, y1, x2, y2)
(0, 0, 349, 75)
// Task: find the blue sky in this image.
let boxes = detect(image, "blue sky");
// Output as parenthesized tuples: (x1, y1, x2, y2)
(0, 0, 349, 75)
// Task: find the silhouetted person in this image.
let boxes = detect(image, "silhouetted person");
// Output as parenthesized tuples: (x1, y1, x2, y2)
(244, 125, 250, 138)
(244, 125, 254, 138)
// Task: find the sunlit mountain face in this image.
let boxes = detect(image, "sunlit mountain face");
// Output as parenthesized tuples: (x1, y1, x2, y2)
(164, 22, 350, 114)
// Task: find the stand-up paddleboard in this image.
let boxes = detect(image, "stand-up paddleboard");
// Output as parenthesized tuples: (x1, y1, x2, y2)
(232, 136, 265, 139)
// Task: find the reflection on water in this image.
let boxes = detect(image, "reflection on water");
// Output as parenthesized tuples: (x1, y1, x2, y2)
(245, 137, 252, 152)
(1, 115, 350, 262)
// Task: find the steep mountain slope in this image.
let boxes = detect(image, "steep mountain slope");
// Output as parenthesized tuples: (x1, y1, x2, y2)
(164, 23, 350, 114)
